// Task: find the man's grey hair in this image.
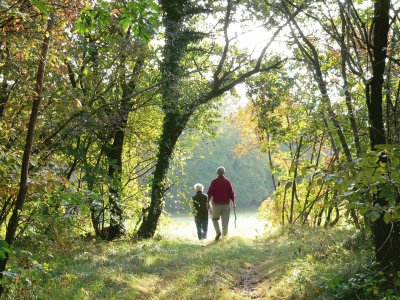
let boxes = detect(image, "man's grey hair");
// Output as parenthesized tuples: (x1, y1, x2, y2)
(216, 166, 225, 176)
(194, 183, 204, 192)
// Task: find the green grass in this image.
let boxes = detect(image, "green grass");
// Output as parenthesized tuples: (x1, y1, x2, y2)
(256, 226, 373, 299)
(2, 226, 374, 300)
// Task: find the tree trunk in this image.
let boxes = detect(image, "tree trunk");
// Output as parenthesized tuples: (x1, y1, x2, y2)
(266, 132, 277, 190)
(136, 113, 190, 238)
(103, 82, 135, 240)
(339, 2, 361, 157)
(0, 80, 8, 120)
(137, 0, 198, 239)
(282, 186, 287, 226)
(368, 0, 400, 275)
(289, 136, 302, 224)
(297, 134, 322, 224)
(316, 206, 324, 227)
(394, 81, 400, 142)
(136, 0, 280, 238)
(0, 15, 55, 296)
(324, 206, 333, 228)
(329, 206, 340, 227)
(298, 135, 317, 219)
(105, 124, 126, 240)
(383, 30, 394, 142)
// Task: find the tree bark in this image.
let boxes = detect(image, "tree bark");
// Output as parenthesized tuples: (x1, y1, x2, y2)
(368, 0, 400, 275)
(324, 206, 333, 227)
(0, 80, 8, 120)
(136, 0, 193, 239)
(329, 206, 340, 227)
(339, 4, 362, 157)
(104, 82, 135, 240)
(0, 14, 55, 296)
(105, 122, 126, 240)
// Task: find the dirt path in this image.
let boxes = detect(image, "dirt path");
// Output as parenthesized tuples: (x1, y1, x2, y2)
(231, 240, 287, 300)
(235, 262, 263, 299)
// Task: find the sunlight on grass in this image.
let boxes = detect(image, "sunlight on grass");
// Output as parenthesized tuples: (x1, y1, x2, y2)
(256, 226, 372, 299)
(160, 210, 271, 241)
(9, 234, 270, 299)
(3, 221, 370, 300)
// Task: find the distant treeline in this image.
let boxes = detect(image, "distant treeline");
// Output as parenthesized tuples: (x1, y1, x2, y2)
(166, 123, 274, 213)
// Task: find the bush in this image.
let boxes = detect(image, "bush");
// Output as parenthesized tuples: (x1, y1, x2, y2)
(328, 263, 400, 299)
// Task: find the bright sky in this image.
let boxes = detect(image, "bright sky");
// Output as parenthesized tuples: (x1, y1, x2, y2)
(222, 7, 291, 108)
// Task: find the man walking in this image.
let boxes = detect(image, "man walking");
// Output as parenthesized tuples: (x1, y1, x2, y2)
(207, 166, 236, 240)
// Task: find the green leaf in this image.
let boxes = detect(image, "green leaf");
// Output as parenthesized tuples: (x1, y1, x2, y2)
(150, 0, 160, 12)
(366, 210, 380, 222)
(0, 240, 9, 260)
(383, 212, 392, 224)
(119, 17, 132, 32)
(30, 0, 49, 14)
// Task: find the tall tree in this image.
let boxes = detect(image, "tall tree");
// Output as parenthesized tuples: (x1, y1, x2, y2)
(279, 0, 353, 163)
(42, 0, 159, 240)
(368, 0, 400, 275)
(0, 13, 56, 295)
(137, 0, 282, 238)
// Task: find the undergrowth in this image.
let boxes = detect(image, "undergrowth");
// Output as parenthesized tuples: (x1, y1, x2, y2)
(260, 226, 400, 300)
(1, 225, 399, 299)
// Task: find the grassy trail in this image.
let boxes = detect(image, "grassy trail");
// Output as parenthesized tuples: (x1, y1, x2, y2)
(42, 234, 287, 300)
(4, 216, 367, 299)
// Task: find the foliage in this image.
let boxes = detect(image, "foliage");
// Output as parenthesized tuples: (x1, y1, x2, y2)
(331, 145, 400, 225)
(74, 0, 159, 41)
(236, 0, 399, 238)
(260, 226, 399, 299)
(329, 264, 400, 300)
(1, 0, 400, 296)
(0, 0, 166, 254)
(241, 69, 351, 226)
(257, 226, 380, 299)
(0, 240, 10, 260)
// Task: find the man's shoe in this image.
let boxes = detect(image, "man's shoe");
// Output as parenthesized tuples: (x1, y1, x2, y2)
(215, 233, 221, 241)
